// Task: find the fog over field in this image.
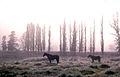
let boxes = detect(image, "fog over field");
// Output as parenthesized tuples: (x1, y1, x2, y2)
(0, 0, 120, 77)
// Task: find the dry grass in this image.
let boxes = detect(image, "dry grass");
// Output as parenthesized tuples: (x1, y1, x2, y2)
(0, 56, 120, 77)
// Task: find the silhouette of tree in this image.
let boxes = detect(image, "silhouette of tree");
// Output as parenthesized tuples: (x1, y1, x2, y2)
(71, 21, 77, 55)
(25, 23, 35, 51)
(48, 25, 51, 52)
(84, 25, 87, 53)
(90, 27, 93, 53)
(26, 24, 30, 51)
(8, 31, 18, 51)
(60, 25, 62, 53)
(79, 23, 83, 52)
(42, 25, 46, 51)
(63, 20, 67, 53)
(69, 24, 72, 51)
(19, 32, 26, 51)
(101, 17, 104, 56)
(1, 35, 7, 51)
(30, 23, 35, 51)
(111, 12, 120, 54)
(36, 24, 42, 52)
(93, 21, 96, 54)
(79, 24, 80, 52)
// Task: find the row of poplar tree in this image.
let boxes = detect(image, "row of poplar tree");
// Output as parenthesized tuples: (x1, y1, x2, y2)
(1, 18, 104, 56)
(2, 13, 120, 56)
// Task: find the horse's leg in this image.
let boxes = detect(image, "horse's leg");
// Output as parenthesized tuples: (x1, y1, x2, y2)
(56, 58, 59, 64)
(49, 59, 51, 63)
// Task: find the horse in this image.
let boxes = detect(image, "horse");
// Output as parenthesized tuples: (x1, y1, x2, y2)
(88, 55, 101, 63)
(43, 52, 59, 64)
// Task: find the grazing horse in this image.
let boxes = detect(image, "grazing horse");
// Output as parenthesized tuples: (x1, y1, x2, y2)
(43, 53, 59, 64)
(88, 55, 101, 63)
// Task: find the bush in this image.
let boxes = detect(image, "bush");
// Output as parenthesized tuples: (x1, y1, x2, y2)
(105, 70, 116, 75)
(0, 69, 17, 77)
(89, 65, 98, 69)
(80, 70, 95, 75)
(34, 63, 42, 66)
(100, 64, 110, 68)
(14, 61, 20, 65)
(59, 68, 82, 77)
(67, 74, 74, 77)
(41, 66, 62, 76)
(45, 70, 51, 75)
(76, 75, 82, 77)
(59, 73, 66, 77)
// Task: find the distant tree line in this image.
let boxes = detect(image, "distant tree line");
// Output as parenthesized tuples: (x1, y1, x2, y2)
(1, 12, 120, 56)
(0, 19, 105, 56)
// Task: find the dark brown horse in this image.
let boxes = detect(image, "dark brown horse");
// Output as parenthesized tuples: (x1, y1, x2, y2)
(88, 55, 101, 63)
(43, 53, 59, 64)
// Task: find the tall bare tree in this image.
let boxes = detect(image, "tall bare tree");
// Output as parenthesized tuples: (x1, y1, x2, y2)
(111, 12, 120, 54)
(79, 23, 83, 52)
(69, 24, 72, 51)
(25, 23, 35, 51)
(42, 25, 46, 51)
(71, 21, 77, 55)
(26, 24, 30, 51)
(36, 24, 42, 52)
(84, 25, 87, 53)
(48, 25, 51, 52)
(101, 16, 104, 56)
(19, 32, 26, 51)
(63, 20, 67, 53)
(90, 27, 93, 53)
(60, 25, 62, 52)
(79, 24, 81, 52)
(93, 21, 95, 54)
(31, 23, 35, 51)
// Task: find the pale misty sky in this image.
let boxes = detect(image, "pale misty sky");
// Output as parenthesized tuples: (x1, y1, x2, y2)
(0, 0, 120, 51)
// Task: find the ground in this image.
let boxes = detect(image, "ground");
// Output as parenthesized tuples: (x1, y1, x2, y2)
(0, 55, 120, 77)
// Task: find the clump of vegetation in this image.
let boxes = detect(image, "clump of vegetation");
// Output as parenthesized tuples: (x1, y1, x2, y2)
(67, 74, 74, 77)
(89, 65, 98, 69)
(100, 64, 110, 68)
(80, 69, 95, 75)
(0, 66, 17, 77)
(110, 58, 120, 61)
(59, 68, 82, 77)
(105, 70, 116, 75)
(59, 73, 66, 77)
(46, 67, 62, 75)
(14, 61, 20, 65)
(34, 63, 42, 66)
(37, 66, 62, 76)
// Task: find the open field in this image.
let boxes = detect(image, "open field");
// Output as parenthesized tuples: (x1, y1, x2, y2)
(0, 51, 120, 77)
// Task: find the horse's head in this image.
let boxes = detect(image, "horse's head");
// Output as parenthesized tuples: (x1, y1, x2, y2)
(43, 53, 47, 57)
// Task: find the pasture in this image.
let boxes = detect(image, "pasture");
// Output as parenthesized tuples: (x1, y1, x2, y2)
(0, 51, 120, 77)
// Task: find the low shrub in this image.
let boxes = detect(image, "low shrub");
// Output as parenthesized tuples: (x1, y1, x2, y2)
(59, 73, 66, 77)
(0, 68, 17, 77)
(105, 70, 116, 75)
(59, 68, 82, 77)
(80, 70, 95, 75)
(100, 64, 110, 68)
(89, 65, 98, 69)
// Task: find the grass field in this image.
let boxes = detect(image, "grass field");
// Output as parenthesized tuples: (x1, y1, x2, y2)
(0, 53, 120, 77)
